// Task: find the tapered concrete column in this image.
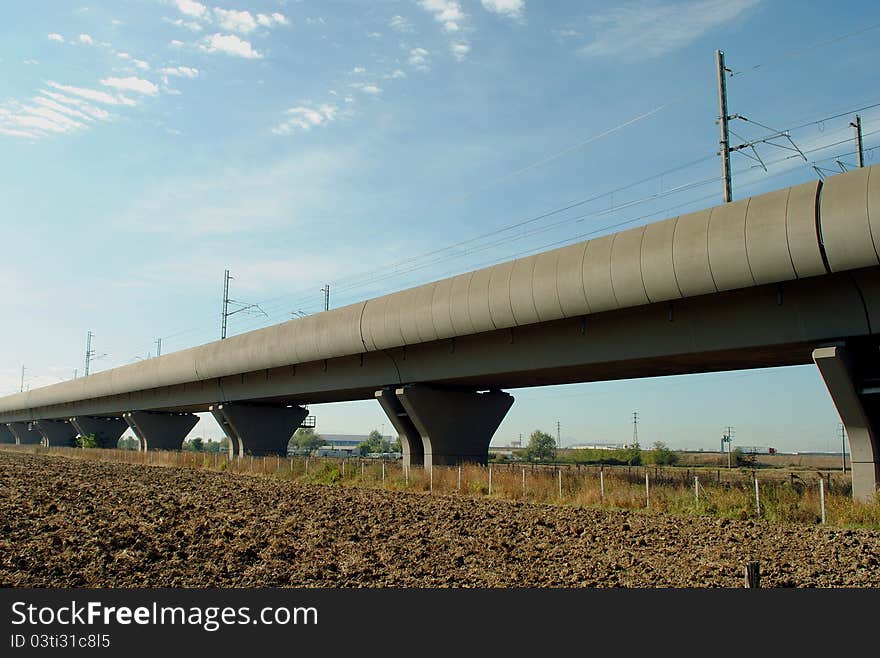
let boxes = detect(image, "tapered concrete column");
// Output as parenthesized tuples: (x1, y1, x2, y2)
(209, 402, 307, 457)
(123, 411, 198, 451)
(34, 420, 78, 447)
(393, 385, 514, 468)
(69, 416, 129, 449)
(813, 345, 880, 502)
(0, 424, 16, 444)
(375, 388, 425, 469)
(8, 421, 44, 445)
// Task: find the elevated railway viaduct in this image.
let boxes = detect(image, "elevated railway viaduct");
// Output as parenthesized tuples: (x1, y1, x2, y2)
(2, 166, 880, 500)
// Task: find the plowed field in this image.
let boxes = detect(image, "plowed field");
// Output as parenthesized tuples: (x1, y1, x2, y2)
(2, 451, 878, 587)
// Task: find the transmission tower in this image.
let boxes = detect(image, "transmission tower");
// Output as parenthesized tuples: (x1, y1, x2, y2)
(632, 411, 639, 447)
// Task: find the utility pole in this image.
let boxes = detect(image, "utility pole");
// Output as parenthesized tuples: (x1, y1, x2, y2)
(632, 411, 639, 447)
(221, 269, 231, 340)
(715, 49, 733, 203)
(220, 269, 266, 339)
(321, 284, 330, 312)
(556, 421, 561, 448)
(839, 423, 847, 473)
(851, 115, 864, 168)
(155, 338, 162, 357)
(84, 331, 93, 376)
(722, 426, 734, 468)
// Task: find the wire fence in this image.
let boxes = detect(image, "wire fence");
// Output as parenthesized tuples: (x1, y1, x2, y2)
(1, 445, 874, 527)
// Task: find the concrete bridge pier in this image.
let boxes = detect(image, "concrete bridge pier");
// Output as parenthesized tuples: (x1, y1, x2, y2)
(209, 402, 308, 457)
(0, 424, 16, 444)
(70, 416, 129, 448)
(375, 388, 425, 470)
(814, 344, 880, 502)
(34, 420, 78, 447)
(7, 421, 44, 445)
(123, 411, 199, 451)
(379, 385, 514, 469)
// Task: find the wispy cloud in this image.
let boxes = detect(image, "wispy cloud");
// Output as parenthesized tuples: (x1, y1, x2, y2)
(350, 82, 382, 95)
(47, 81, 136, 106)
(388, 15, 414, 33)
(47, 33, 64, 43)
(161, 66, 199, 78)
(200, 33, 261, 58)
(100, 77, 159, 96)
(579, 0, 761, 59)
(451, 42, 470, 60)
(408, 47, 430, 71)
(272, 104, 338, 135)
(78, 33, 95, 45)
(481, 0, 525, 20)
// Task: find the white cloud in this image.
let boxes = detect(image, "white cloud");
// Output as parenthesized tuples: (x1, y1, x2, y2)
(47, 81, 136, 106)
(214, 8, 257, 34)
(0, 102, 85, 137)
(579, 0, 761, 59)
(408, 47, 429, 70)
(166, 18, 203, 31)
(23, 59, 39, 65)
(173, 0, 208, 19)
(350, 82, 382, 95)
(170, 40, 185, 47)
(481, 0, 525, 20)
(33, 96, 97, 123)
(40, 90, 110, 120)
(419, 0, 465, 33)
(273, 104, 338, 135)
(351, 66, 366, 74)
(367, 31, 382, 38)
(132, 59, 150, 70)
(162, 66, 199, 78)
(47, 33, 64, 43)
(451, 42, 470, 60)
(257, 12, 289, 27)
(200, 33, 262, 58)
(78, 34, 95, 45)
(388, 15, 413, 33)
(100, 77, 159, 96)
(384, 69, 406, 79)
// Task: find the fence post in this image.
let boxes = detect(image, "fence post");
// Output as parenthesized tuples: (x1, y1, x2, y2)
(600, 467, 604, 501)
(405, 464, 409, 485)
(361, 460, 364, 477)
(820, 477, 826, 524)
(457, 464, 461, 491)
(290, 458, 294, 473)
(645, 471, 650, 508)
(694, 476, 699, 502)
(522, 467, 526, 498)
(430, 465, 433, 492)
(744, 561, 761, 588)
(382, 461, 386, 482)
(306, 457, 309, 475)
(754, 476, 760, 515)
(342, 460, 345, 478)
(488, 466, 492, 496)
(558, 469, 562, 498)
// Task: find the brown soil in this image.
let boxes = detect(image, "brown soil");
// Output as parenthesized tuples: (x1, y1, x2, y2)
(1, 451, 878, 588)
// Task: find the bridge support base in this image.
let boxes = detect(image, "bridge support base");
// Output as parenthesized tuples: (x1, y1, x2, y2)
(0, 424, 16, 444)
(34, 420, 78, 447)
(375, 388, 425, 469)
(123, 411, 198, 451)
(377, 385, 514, 469)
(814, 344, 880, 502)
(70, 416, 129, 449)
(209, 402, 308, 457)
(7, 422, 44, 445)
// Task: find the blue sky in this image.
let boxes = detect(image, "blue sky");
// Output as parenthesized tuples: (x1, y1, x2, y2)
(1, 0, 878, 453)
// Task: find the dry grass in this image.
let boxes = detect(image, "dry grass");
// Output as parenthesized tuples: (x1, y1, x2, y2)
(3, 445, 878, 529)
